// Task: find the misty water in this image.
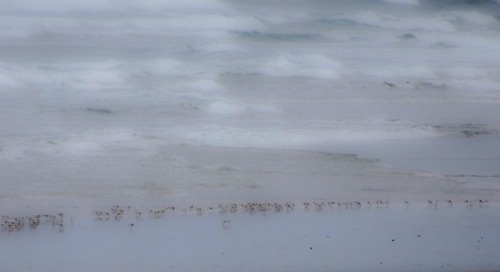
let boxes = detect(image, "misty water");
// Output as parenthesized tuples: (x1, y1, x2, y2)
(1, 0, 500, 271)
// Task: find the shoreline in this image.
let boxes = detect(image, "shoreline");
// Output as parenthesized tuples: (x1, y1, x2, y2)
(1, 197, 494, 228)
(1, 199, 499, 272)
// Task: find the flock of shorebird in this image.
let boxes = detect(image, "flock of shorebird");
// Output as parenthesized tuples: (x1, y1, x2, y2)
(1, 199, 490, 232)
(1, 212, 64, 233)
(90, 199, 491, 222)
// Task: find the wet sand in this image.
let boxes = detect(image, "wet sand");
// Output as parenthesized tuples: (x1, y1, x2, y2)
(1, 200, 499, 272)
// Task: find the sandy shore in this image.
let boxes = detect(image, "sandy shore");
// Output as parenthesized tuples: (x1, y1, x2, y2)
(1, 143, 498, 271)
(2, 144, 499, 208)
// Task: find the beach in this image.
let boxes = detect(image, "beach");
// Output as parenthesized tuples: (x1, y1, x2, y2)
(1, 0, 500, 270)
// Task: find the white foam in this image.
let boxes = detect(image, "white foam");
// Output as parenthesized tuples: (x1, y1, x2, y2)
(436, 66, 500, 93)
(127, 59, 186, 77)
(183, 79, 224, 92)
(0, 71, 21, 88)
(191, 41, 243, 53)
(163, 14, 261, 31)
(261, 54, 342, 79)
(339, 11, 455, 32)
(363, 65, 436, 81)
(0, 130, 152, 161)
(449, 11, 498, 26)
(205, 96, 281, 116)
(207, 99, 246, 115)
(176, 120, 441, 149)
(0, 61, 126, 89)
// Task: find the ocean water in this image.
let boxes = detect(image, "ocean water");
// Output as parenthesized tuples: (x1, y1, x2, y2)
(1, 0, 500, 201)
